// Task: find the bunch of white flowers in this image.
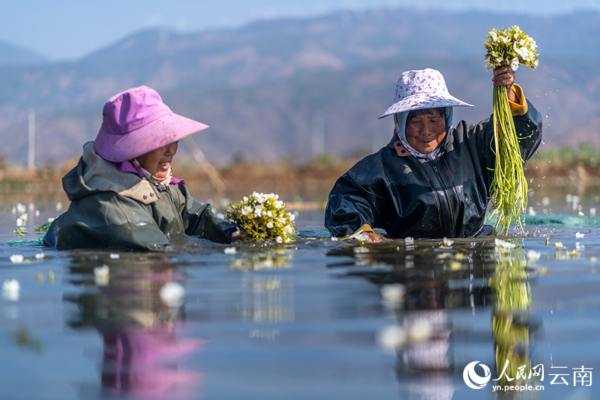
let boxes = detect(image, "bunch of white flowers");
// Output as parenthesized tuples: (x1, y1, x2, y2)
(226, 192, 296, 242)
(484, 26, 539, 71)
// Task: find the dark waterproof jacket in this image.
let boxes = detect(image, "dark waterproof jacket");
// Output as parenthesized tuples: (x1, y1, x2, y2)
(44, 142, 237, 251)
(325, 99, 542, 239)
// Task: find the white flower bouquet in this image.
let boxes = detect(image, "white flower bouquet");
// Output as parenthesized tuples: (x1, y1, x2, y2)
(226, 192, 296, 242)
(484, 26, 539, 235)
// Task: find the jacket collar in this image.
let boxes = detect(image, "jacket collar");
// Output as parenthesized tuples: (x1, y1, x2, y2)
(387, 132, 453, 160)
(79, 141, 159, 204)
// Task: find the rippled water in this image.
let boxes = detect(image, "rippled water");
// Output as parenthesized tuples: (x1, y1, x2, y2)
(1, 198, 600, 400)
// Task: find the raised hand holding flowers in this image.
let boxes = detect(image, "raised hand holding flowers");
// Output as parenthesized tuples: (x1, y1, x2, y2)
(226, 192, 296, 242)
(484, 25, 539, 235)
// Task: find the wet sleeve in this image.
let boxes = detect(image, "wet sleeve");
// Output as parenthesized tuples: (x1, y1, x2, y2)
(179, 185, 238, 244)
(43, 192, 170, 251)
(324, 172, 383, 237)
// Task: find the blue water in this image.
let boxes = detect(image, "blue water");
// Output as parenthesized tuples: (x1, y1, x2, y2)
(1, 203, 600, 400)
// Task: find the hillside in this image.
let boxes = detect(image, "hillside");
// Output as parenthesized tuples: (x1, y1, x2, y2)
(0, 7, 598, 165)
(0, 40, 46, 66)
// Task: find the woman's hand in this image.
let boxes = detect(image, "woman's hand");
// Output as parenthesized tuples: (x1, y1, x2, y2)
(363, 231, 387, 243)
(493, 66, 517, 102)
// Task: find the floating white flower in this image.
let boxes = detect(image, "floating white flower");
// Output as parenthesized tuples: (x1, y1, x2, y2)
(10, 254, 24, 263)
(35, 253, 45, 260)
(380, 284, 406, 305)
(2, 279, 20, 301)
(408, 321, 433, 343)
(495, 238, 516, 249)
(442, 237, 454, 247)
(93, 265, 110, 286)
(576, 232, 585, 239)
(160, 282, 185, 307)
(110, 253, 120, 259)
(93, 265, 109, 277)
(224, 247, 237, 254)
(527, 250, 541, 261)
(377, 325, 407, 350)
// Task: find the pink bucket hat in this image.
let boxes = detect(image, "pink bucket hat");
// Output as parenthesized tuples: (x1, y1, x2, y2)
(379, 68, 473, 119)
(94, 86, 208, 162)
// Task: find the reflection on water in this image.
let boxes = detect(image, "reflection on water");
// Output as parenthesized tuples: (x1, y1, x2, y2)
(3, 206, 600, 399)
(329, 237, 550, 398)
(65, 255, 203, 398)
(489, 249, 536, 389)
(241, 276, 294, 323)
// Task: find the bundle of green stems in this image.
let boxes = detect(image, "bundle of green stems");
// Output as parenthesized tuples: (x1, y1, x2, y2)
(489, 85, 527, 235)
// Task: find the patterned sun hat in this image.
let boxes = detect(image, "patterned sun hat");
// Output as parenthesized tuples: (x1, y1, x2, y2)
(379, 68, 473, 119)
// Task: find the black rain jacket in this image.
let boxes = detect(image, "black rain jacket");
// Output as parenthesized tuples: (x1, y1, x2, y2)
(325, 99, 542, 239)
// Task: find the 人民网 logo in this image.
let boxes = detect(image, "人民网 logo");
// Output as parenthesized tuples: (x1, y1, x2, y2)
(463, 361, 492, 389)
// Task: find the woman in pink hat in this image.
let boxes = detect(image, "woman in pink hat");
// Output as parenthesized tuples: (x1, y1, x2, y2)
(44, 86, 238, 250)
(325, 67, 542, 241)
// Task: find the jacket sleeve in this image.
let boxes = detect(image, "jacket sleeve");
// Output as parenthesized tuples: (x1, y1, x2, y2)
(179, 185, 238, 244)
(464, 95, 542, 191)
(43, 192, 171, 251)
(325, 170, 386, 237)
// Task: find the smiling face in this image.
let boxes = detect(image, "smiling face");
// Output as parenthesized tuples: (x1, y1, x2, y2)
(136, 141, 178, 179)
(405, 108, 446, 154)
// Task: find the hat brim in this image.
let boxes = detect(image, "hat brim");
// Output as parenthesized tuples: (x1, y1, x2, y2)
(94, 112, 209, 162)
(379, 93, 473, 119)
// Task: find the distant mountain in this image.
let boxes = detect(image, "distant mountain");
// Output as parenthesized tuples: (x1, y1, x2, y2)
(0, 7, 599, 165)
(0, 40, 46, 66)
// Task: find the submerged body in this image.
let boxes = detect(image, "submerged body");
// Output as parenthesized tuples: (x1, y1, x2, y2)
(325, 94, 542, 239)
(44, 142, 236, 251)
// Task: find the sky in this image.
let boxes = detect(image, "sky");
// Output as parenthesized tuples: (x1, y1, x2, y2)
(0, 0, 598, 61)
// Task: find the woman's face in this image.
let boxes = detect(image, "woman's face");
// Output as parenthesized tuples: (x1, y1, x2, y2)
(405, 109, 446, 154)
(137, 141, 178, 179)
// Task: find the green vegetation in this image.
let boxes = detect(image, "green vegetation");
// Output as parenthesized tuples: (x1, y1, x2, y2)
(530, 143, 600, 167)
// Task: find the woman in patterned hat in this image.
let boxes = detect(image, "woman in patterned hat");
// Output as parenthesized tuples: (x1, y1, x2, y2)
(324, 67, 542, 241)
(44, 86, 239, 250)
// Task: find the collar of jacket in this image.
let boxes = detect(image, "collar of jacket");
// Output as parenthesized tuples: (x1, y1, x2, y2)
(386, 132, 453, 160)
(79, 141, 159, 205)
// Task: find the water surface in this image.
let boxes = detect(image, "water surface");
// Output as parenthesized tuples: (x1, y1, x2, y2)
(1, 199, 600, 400)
